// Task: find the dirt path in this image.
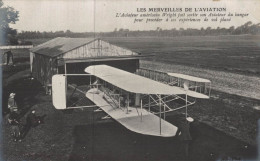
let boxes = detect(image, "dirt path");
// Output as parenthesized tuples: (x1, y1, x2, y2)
(141, 60, 260, 100)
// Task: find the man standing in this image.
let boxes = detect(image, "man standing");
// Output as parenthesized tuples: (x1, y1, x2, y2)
(8, 93, 17, 112)
(176, 117, 194, 158)
(5, 50, 14, 65)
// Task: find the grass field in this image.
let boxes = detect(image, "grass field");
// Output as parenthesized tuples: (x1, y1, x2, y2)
(22, 35, 260, 76)
(140, 60, 260, 100)
(104, 35, 260, 76)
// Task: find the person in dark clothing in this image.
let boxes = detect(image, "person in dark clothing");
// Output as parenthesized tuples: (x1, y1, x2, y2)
(176, 117, 194, 158)
(21, 110, 46, 138)
(22, 110, 46, 137)
(26, 110, 38, 127)
(8, 110, 19, 123)
(26, 110, 45, 128)
(8, 109, 21, 142)
(5, 50, 14, 65)
(120, 96, 126, 107)
(10, 119, 20, 142)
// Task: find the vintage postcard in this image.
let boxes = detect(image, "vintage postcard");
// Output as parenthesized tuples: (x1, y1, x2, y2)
(1, 0, 260, 160)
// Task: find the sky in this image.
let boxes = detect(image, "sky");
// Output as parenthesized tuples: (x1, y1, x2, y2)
(3, 0, 260, 32)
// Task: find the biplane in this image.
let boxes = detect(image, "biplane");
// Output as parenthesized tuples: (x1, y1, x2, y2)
(52, 65, 211, 137)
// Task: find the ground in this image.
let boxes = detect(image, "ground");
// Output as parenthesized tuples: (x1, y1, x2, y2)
(1, 82, 257, 161)
(141, 60, 260, 145)
(1, 63, 258, 161)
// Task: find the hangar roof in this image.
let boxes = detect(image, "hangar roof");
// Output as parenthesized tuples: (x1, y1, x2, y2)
(30, 37, 96, 57)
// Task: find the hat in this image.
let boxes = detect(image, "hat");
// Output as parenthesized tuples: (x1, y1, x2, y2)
(9, 93, 16, 97)
(186, 117, 194, 122)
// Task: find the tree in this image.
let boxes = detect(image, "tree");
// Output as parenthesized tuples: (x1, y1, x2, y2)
(228, 26, 235, 34)
(0, 0, 19, 45)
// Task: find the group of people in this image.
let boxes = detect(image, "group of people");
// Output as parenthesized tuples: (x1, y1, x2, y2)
(7, 92, 45, 142)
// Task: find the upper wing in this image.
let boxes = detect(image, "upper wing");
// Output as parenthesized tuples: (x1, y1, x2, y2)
(168, 73, 211, 83)
(85, 65, 209, 98)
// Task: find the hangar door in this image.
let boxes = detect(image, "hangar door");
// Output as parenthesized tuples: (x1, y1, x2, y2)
(52, 75, 66, 109)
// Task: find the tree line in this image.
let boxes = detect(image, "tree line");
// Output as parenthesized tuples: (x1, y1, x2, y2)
(17, 21, 260, 40)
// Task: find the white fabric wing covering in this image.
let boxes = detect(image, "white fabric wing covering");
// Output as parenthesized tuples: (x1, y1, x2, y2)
(85, 65, 186, 95)
(168, 73, 211, 83)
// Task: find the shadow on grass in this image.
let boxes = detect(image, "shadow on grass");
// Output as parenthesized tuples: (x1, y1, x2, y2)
(68, 114, 257, 161)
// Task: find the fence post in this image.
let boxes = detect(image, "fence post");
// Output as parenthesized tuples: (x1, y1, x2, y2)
(141, 99, 143, 122)
(159, 95, 161, 135)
